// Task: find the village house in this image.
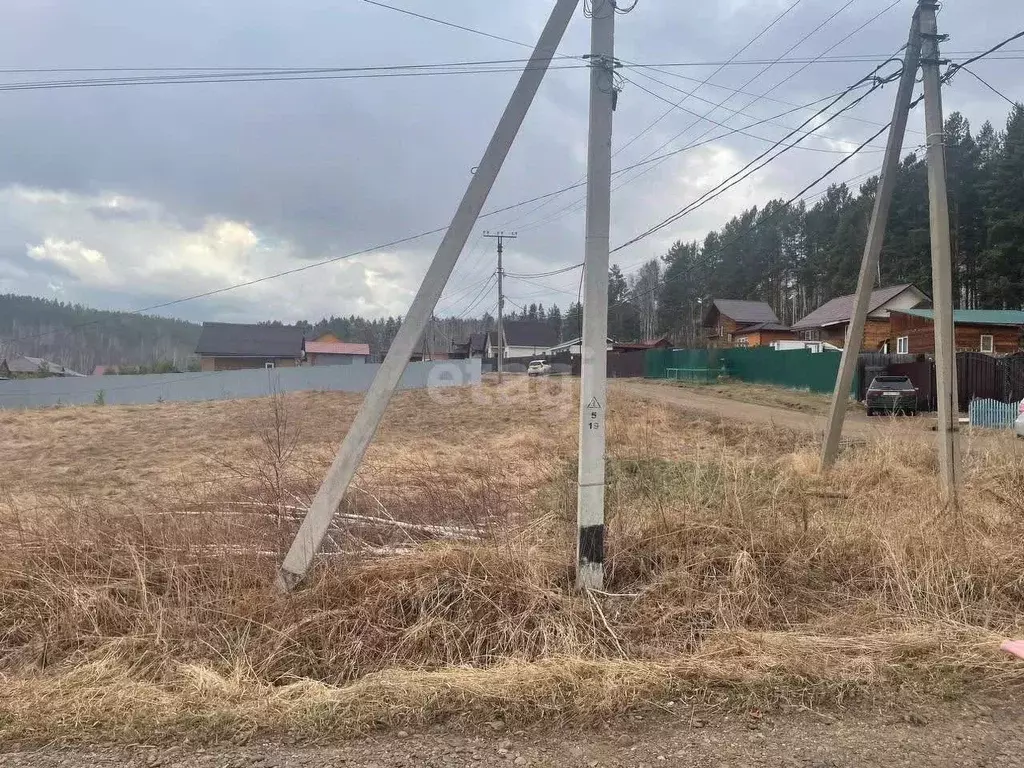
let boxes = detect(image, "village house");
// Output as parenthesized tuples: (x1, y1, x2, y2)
(195, 322, 305, 371)
(791, 284, 928, 351)
(701, 299, 793, 348)
(0, 355, 83, 379)
(304, 332, 371, 365)
(487, 320, 559, 359)
(889, 309, 1024, 355)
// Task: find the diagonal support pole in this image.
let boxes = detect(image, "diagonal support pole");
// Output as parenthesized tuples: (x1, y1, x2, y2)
(820, 11, 923, 470)
(276, 0, 581, 591)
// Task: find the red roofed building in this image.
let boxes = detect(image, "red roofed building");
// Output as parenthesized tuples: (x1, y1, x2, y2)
(305, 333, 371, 365)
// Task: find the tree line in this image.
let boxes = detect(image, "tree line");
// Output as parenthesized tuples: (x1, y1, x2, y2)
(650, 106, 1024, 342)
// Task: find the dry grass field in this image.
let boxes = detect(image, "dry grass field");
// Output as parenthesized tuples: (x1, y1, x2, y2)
(1, 378, 1024, 744)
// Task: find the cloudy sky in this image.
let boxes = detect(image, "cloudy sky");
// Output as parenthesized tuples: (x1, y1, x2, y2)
(0, 0, 1018, 325)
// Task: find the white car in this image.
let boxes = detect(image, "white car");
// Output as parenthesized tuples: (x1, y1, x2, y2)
(527, 360, 552, 377)
(1016, 400, 1024, 438)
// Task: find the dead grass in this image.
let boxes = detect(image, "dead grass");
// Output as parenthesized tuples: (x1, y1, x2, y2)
(1, 381, 1024, 743)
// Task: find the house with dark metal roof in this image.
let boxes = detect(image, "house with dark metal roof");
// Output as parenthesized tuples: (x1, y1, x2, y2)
(487, 320, 559, 358)
(195, 322, 305, 371)
(890, 308, 1024, 355)
(792, 284, 928, 351)
(0, 355, 83, 378)
(450, 332, 490, 360)
(701, 299, 794, 348)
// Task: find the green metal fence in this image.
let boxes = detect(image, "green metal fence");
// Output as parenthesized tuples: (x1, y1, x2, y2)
(645, 347, 857, 395)
(644, 348, 725, 381)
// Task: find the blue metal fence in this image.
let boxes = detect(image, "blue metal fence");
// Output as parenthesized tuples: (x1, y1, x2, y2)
(968, 398, 1022, 429)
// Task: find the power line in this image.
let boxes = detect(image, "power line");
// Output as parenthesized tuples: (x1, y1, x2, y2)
(0, 64, 592, 93)
(511, 2, 902, 235)
(625, 61, 926, 136)
(435, 271, 497, 310)
(453, 275, 498, 320)
(605, 0, 904, 208)
(611, 56, 902, 254)
(609, 27, 1024, 303)
(361, 0, 541, 52)
(5, 50, 1021, 78)
(943, 29, 1024, 79)
(957, 66, 1019, 108)
(625, 69, 887, 154)
(505, 263, 584, 279)
(615, 164, 888, 311)
(505, 274, 582, 297)
(511, 85, 873, 233)
(612, 0, 808, 159)
(503, 0, 810, 234)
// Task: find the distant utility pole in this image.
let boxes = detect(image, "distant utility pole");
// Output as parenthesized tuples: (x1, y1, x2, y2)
(484, 231, 517, 385)
(919, 0, 960, 501)
(577, 0, 616, 591)
(820, 0, 960, 505)
(275, 0, 581, 592)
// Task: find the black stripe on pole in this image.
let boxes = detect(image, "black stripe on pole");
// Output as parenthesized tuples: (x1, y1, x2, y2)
(579, 524, 604, 565)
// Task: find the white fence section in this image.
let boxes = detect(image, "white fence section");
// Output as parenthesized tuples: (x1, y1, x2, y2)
(0, 359, 481, 409)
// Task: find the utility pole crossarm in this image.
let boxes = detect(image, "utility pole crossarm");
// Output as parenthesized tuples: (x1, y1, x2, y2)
(820, 11, 923, 470)
(275, 0, 581, 591)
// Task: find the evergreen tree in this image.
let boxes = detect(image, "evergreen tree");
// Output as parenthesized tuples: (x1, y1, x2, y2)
(546, 304, 563, 342)
(563, 301, 583, 341)
(981, 105, 1024, 307)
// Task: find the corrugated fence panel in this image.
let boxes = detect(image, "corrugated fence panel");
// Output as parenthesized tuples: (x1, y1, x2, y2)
(0, 359, 482, 409)
(644, 348, 722, 379)
(720, 348, 849, 394)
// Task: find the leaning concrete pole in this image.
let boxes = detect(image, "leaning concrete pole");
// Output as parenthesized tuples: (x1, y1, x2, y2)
(919, 0, 961, 503)
(820, 11, 922, 470)
(276, 0, 581, 591)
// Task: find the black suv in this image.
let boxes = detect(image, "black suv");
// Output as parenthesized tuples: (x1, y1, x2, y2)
(865, 375, 919, 416)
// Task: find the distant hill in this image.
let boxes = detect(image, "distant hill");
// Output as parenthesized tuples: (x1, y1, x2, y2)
(0, 294, 201, 374)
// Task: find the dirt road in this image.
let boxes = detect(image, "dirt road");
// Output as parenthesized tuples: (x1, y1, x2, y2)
(2, 700, 1020, 767)
(618, 380, 906, 438)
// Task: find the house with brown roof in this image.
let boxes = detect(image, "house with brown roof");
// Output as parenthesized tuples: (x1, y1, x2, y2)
(701, 299, 794, 348)
(305, 332, 371, 365)
(791, 284, 928, 351)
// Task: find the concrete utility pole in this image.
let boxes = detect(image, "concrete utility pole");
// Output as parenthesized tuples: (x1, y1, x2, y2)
(820, 11, 923, 469)
(577, 0, 616, 591)
(919, 0, 961, 501)
(276, 0, 581, 591)
(484, 231, 517, 384)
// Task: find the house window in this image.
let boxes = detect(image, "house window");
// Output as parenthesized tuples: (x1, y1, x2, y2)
(980, 334, 994, 354)
(735, 336, 750, 348)
(803, 329, 821, 341)
(265, 361, 276, 369)
(896, 336, 909, 355)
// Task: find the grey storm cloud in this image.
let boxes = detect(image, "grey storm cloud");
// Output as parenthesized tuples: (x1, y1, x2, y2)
(0, 0, 1018, 322)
